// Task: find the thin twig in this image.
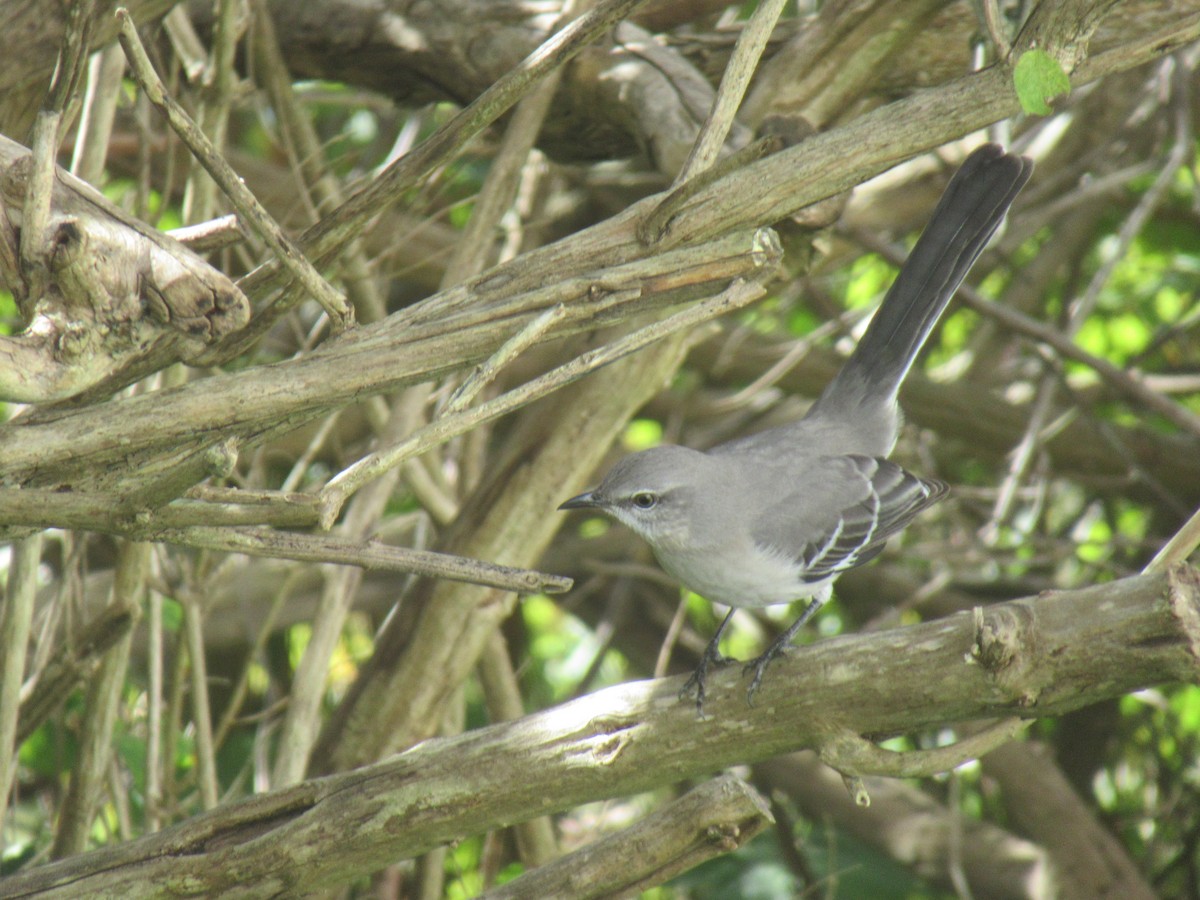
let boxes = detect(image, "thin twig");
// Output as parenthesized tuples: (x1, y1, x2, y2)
(212, 572, 300, 752)
(1143, 504, 1200, 574)
(20, 1, 96, 296)
(182, 592, 219, 810)
(849, 226, 1200, 440)
(1068, 57, 1193, 333)
(706, 304, 853, 414)
(51, 541, 147, 859)
(292, 0, 652, 272)
(152, 525, 573, 595)
(279, 411, 344, 494)
(445, 305, 567, 413)
(182, 0, 243, 223)
(0, 534, 42, 835)
(271, 418, 408, 787)
(321, 278, 768, 515)
(250, 0, 387, 322)
(214, 0, 655, 355)
(115, 7, 353, 328)
(673, 0, 788, 185)
(979, 371, 1060, 547)
(816, 719, 1030, 779)
(438, 0, 587, 289)
(162, 5, 208, 82)
(145, 581, 163, 832)
(979, 0, 1014, 59)
(70, 43, 126, 183)
(167, 213, 245, 253)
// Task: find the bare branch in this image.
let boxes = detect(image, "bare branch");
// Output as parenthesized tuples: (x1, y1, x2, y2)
(5, 566, 1196, 895)
(479, 775, 774, 899)
(115, 7, 354, 329)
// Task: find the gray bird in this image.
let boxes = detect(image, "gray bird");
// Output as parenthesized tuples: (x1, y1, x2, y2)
(560, 144, 1033, 712)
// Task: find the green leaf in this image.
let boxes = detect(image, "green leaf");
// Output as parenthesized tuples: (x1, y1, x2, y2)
(1014, 49, 1071, 115)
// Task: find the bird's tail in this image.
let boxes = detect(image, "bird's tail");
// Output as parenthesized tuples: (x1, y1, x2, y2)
(818, 144, 1032, 409)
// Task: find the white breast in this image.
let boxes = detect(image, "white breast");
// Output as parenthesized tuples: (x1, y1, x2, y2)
(655, 542, 834, 610)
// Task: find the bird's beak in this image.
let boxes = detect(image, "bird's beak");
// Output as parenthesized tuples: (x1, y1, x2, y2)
(558, 491, 599, 511)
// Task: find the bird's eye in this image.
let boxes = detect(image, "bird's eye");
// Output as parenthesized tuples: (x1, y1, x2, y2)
(631, 492, 658, 510)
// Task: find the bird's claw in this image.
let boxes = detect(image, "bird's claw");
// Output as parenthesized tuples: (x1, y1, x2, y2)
(742, 644, 791, 706)
(679, 650, 735, 717)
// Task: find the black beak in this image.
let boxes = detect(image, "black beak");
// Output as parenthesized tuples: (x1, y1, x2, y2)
(558, 491, 599, 511)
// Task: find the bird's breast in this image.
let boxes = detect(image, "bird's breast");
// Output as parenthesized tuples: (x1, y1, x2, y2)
(653, 542, 825, 609)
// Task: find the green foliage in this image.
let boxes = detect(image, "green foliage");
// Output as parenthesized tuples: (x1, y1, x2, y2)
(1013, 50, 1071, 115)
(287, 621, 313, 670)
(624, 417, 664, 451)
(842, 253, 894, 310)
(671, 824, 950, 899)
(3, 5, 1196, 894)
(444, 835, 486, 898)
(159, 595, 184, 633)
(0, 289, 16, 334)
(1097, 688, 1200, 897)
(523, 594, 627, 705)
(19, 719, 76, 780)
(930, 307, 979, 367)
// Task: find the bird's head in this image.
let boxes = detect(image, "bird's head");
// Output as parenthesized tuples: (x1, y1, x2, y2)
(558, 445, 707, 549)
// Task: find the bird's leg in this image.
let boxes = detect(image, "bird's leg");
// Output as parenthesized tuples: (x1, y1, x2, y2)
(679, 607, 737, 715)
(744, 598, 822, 706)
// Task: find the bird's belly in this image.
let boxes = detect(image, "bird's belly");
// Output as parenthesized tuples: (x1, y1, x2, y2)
(655, 546, 827, 609)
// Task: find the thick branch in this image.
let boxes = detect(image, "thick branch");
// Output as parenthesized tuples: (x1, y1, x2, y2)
(0, 134, 249, 402)
(981, 741, 1158, 900)
(480, 775, 773, 899)
(0, 228, 777, 498)
(6, 566, 1197, 897)
(0, 6, 1189, 499)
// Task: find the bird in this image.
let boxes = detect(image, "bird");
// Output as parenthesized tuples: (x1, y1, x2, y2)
(559, 144, 1033, 713)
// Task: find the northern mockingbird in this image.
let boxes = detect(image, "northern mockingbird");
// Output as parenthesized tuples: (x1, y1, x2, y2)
(560, 144, 1032, 712)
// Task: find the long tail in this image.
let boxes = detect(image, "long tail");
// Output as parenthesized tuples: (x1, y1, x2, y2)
(818, 144, 1032, 409)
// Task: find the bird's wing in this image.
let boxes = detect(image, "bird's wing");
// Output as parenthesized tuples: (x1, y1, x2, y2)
(751, 455, 948, 584)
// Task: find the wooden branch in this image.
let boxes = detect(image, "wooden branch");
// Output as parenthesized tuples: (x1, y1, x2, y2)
(754, 752, 1054, 900)
(294, 0, 655, 271)
(152, 527, 573, 595)
(15, 603, 137, 747)
(0, 488, 570, 594)
(0, 226, 777, 498)
(815, 718, 1029, 781)
(0, 1, 173, 140)
(5, 566, 1197, 896)
(0, 3, 1188, 499)
(115, 7, 354, 330)
(311, 325, 701, 772)
(742, 0, 949, 128)
(670, 0, 786, 183)
(982, 740, 1158, 900)
(657, 14, 1200, 249)
(49, 541, 147, 858)
(0, 134, 249, 402)
(0, 487, 326, 533)
(0, 535, 40, 834)
(320, 277, 770, 518)
(479, 775, 773, 899)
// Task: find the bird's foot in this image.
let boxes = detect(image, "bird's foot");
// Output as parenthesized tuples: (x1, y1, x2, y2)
(742, 642, 791, 707)
(679, 647, 735, 717)
(741, 602, 820, 706)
